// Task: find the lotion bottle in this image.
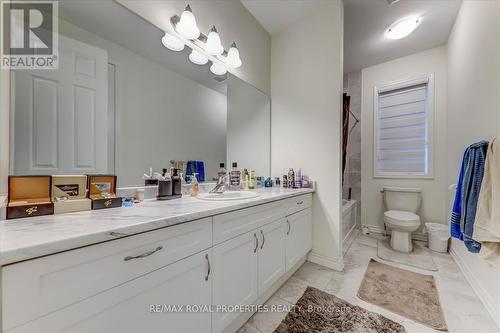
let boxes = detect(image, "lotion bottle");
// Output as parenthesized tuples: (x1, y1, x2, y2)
(190, 173, 200, 196)
(229, 162, 241, 190)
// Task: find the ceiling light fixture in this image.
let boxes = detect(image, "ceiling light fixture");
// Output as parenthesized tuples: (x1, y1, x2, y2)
(161, 32, 184, 51)
(189, 49, 208, 65)
(226, 42, 242, 68)
(210, 62, 227, 76)
(205, 26, 224, 55)
(175, 5, 200, 39)
(385, 16, 422, 40)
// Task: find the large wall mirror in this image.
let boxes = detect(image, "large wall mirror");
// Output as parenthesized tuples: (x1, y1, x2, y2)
(9, 0, 270, 187)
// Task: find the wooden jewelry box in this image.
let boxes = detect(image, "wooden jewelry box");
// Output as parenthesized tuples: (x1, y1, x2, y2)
(52, 175, 92, 214)
(87, 175, 122, 210)
(7, 176, 54, 219)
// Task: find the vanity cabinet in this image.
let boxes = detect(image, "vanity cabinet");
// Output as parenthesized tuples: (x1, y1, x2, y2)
(1, 193, 313, 333)
(285, 208, 312, 271)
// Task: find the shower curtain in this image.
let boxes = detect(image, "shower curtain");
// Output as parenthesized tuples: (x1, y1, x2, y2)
(342, 93, 351, 185)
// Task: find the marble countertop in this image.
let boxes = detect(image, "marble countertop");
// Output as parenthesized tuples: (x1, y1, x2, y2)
(0, 188, 314, 266)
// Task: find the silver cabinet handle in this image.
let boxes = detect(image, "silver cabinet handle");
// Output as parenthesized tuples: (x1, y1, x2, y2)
(297, 201, 303, 205)
(124, 246, 163, 261)
(253, 233, 259, 253)
(205, 253, 211, 281)
(286, 220, 291, 235)
(260, 230, 265, 249)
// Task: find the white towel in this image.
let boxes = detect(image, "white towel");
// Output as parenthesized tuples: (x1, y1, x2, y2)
(473, 138, 500, 267)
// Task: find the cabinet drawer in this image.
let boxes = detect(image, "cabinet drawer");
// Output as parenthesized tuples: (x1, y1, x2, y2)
(284, 193, 312, 216)
(1, 217, 212, 332)
(7, 250, 212, 333)
(213, 201, 287, 244)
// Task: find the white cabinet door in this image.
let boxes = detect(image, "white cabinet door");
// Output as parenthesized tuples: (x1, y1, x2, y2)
(10, 251, 212, 333)
(11, 34, 108, 174)
(212, 232, 258, 333)
(285, 208, 312, 271)
(258, 219, 286, 294)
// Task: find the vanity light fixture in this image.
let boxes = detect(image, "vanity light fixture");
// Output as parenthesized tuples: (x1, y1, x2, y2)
(210, 62, 227, 76)
(162, 4, 242, 76)
(189, 49, 209, 65)
(205, 26, 224, 55)
(226, 42, 242, 68)
(161, 32, 184, 51)
(385, 16, 422, 40)
(175, 5, 200, 39)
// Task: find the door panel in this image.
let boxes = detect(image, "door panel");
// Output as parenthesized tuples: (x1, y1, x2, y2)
(11, 35, 108, 174)
(258, 219, 286, 294)
(286, 208, 312, 271)
(212, 232, 258, 333)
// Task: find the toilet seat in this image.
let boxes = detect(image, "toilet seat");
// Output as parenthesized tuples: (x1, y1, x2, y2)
(384, 210, 420, 228)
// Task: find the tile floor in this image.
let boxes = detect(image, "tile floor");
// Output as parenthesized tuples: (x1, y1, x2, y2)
(238, 232, 499, 333)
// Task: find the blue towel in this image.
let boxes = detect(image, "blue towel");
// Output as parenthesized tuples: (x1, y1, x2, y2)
(451, 150, 466, 240)
(185, 160, 205, 182)
(451, 141, 488, 253)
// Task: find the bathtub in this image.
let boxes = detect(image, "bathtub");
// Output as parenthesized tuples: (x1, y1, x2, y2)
(342, 199, 358, 254)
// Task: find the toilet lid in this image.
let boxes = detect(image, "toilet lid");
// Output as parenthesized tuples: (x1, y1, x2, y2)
(384, 210, 420, 224)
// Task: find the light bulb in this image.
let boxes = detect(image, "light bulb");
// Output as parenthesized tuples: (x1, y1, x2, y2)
(226, 42, 242, 68)
(161, 32, 184, 51)
(189, 49, 208, 65)
(385, 16, 422, 40)
(176, 5, 200, 39)
(210, 62, 227, 76)
(205, 26, 223, 55)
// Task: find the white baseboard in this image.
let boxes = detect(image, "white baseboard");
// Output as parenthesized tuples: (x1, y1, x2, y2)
(450, 246, 500, 328)
(308, 251, 344, 271)
(362, 224, 427, 242)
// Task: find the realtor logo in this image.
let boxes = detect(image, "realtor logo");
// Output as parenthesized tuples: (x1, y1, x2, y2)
(1, 0, 58, 69)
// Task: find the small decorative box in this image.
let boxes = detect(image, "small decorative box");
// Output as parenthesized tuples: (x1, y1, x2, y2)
(52, 175, 91, 214)
(87, 175, 122, 210)
(7, 176, 54, 219)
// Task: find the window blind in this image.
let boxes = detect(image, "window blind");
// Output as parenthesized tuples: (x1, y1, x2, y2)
(376, 83, 428, 175)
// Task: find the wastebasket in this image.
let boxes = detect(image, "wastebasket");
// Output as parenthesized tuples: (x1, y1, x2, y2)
(425, 223, 450, 253)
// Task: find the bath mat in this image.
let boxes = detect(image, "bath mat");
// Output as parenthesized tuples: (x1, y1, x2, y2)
(273, 286, 406, 333)
(358, 259, 447, 331)
(377, 239, 438, 271)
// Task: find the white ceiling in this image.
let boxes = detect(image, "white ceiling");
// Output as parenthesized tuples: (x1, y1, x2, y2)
(344, 0, 461, 73)
(240, 0, 331, 35)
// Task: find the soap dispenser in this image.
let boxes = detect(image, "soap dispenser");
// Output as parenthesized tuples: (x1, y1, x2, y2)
(190, 173, 200, 197)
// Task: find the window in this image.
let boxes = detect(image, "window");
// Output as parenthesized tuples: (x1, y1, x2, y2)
(374, 75, 433, 178)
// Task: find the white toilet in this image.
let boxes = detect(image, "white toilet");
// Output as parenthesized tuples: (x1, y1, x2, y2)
(382, 187, 422, 253)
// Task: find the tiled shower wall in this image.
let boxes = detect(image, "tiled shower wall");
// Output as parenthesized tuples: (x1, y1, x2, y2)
(343, 71, 361, 221)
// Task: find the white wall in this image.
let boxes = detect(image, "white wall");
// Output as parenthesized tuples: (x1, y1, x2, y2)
(227, 75, 270, 177)
(117, 0, 271, 95)
(361, 46, 448, 236)
(446, 0, 500, 326)
(271, 2, 344, 270)
(60, 19, 227, 187)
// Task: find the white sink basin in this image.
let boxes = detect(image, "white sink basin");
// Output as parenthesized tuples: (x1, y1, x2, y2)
(196, 191, 261, 201)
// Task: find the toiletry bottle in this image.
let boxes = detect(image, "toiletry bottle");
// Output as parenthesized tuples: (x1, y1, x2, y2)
(217, 163, 227, 178)
(172, 168, 182, 197)
(283, 175, 288, 188)
(240, 173, 247, 190)
(157, 172, 172, 200)
(190, 173, 200, 196)
(248, 170, 255, 189)
(229, 162, 241, 191)
(288, 169, 295, 188)
(294, 168, 302, 188)
(275, 177, 281, 187)
(265, 177, 273, 187)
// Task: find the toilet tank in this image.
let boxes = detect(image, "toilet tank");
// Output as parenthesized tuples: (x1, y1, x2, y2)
(383, 187, 422, 213)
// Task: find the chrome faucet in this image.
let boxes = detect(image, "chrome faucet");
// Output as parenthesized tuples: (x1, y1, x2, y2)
(210, 175, 227, 194)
